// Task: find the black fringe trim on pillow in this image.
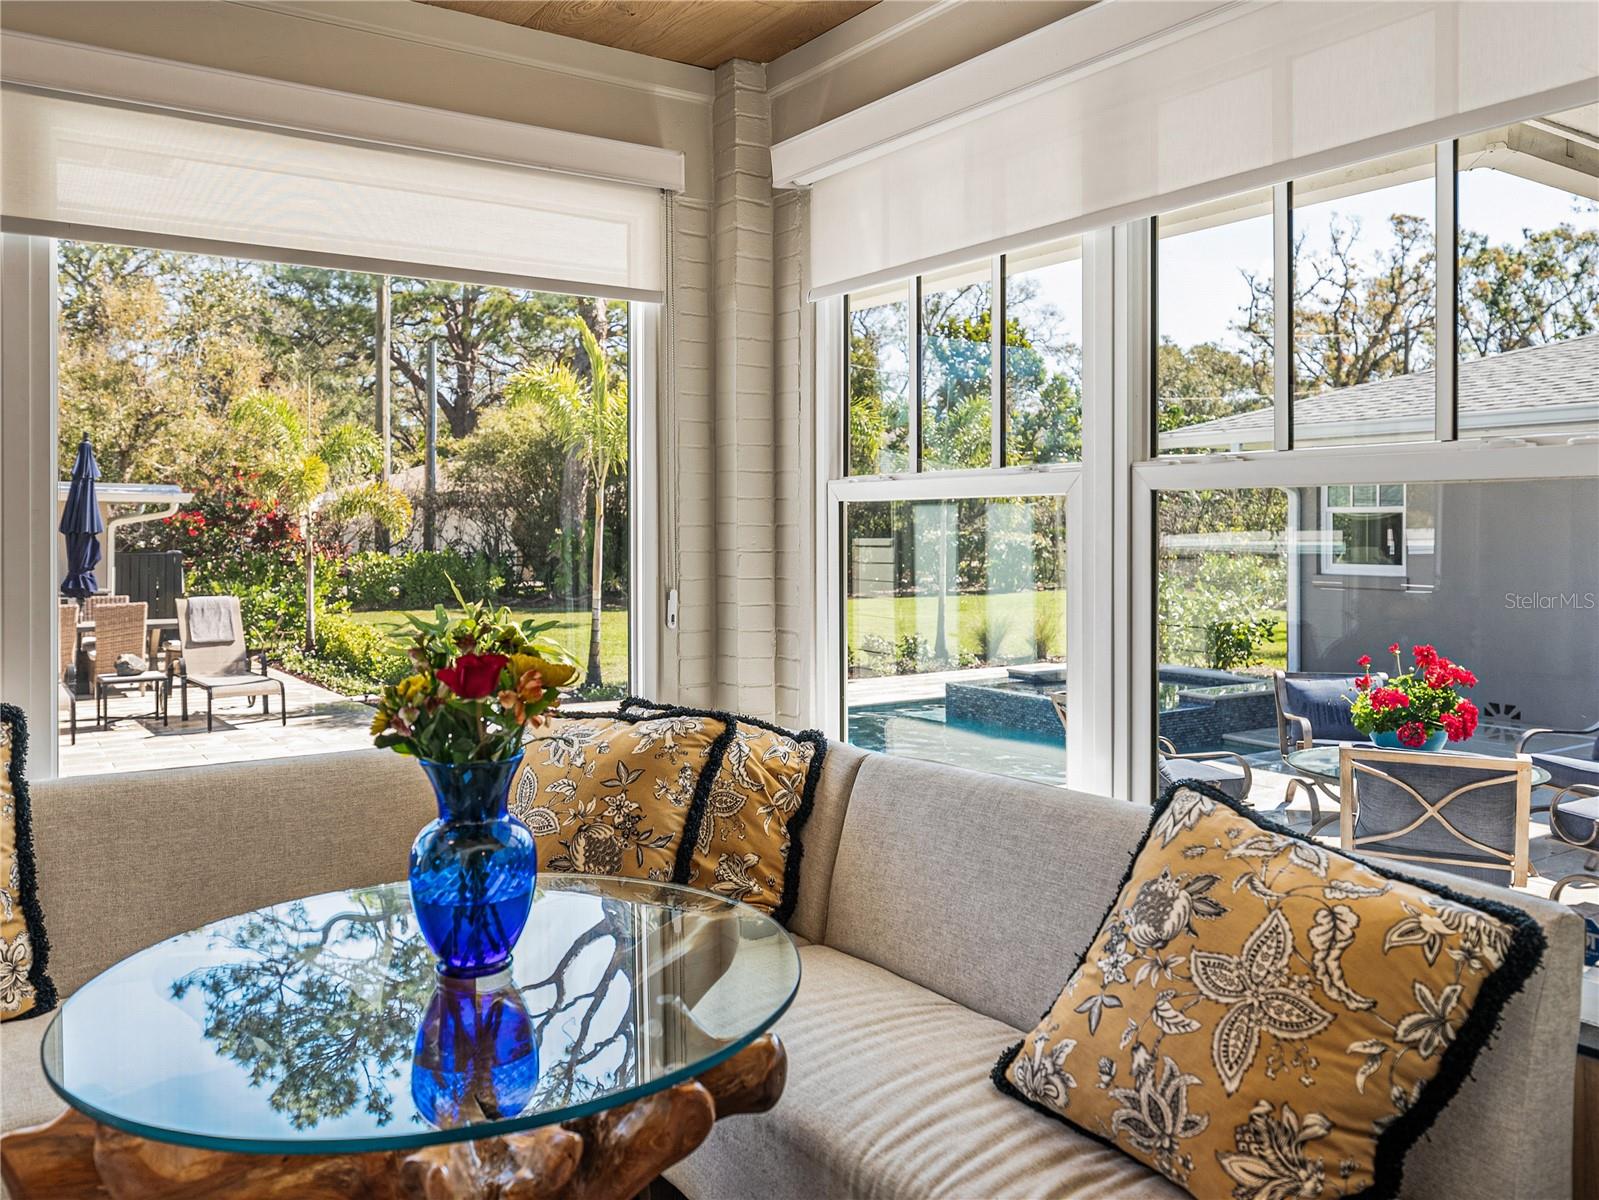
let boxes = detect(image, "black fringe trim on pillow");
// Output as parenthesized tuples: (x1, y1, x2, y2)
(990, 777, 1548, 1200)
(1, 702, 58, 1019)
(619, 697, 828, 928)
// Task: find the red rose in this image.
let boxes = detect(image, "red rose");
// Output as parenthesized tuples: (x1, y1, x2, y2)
(1357, 654, 1372, 669)
(1397, 721, 1428, 748)
(436, 652, 508, 700)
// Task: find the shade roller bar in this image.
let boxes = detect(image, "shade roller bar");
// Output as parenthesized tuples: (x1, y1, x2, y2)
(2, 88, 666, 301)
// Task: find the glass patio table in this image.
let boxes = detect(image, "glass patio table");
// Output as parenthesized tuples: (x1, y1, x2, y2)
(23, 874, 798, 1195)
(1286, 744, 1551, 787)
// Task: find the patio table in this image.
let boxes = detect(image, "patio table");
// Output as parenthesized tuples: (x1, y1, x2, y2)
(0, 874, 797, 1200)
(1286, 744, 1551, 787)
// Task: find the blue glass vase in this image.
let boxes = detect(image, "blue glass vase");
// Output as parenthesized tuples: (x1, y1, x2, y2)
(411, 968, 540, 1127)
(409, 754, 536, 978)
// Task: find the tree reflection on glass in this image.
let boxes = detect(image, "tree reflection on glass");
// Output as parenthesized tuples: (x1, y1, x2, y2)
(172, 888, 435, 1130)
(170, 887, 645, 1131)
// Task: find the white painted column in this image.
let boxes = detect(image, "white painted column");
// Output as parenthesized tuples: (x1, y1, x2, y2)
(0, 235, 60, 779)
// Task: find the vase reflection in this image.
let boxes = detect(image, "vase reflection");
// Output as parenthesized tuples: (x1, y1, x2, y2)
(411, 967, 540, 1128)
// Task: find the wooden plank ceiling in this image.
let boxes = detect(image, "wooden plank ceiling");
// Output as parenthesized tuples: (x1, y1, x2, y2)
(418, 1, 880, 68)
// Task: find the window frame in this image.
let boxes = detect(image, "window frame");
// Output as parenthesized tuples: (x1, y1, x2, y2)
(1318, 483, 1408, 577)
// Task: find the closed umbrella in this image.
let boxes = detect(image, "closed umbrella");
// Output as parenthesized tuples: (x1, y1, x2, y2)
(60, 435, 104, 601)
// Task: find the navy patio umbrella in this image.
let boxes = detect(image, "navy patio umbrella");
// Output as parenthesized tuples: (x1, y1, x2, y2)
(59, 435, 105, 601)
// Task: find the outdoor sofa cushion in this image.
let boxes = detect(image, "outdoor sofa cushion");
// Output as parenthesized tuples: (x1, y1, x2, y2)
(995, 780, 1547, 1200)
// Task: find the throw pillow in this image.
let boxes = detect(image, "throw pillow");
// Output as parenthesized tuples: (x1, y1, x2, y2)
(1, 703, 57, 1021)
(511, 710, 731, 884)
(620, 699, 827, 922)
(993, 780, 1545, 1200)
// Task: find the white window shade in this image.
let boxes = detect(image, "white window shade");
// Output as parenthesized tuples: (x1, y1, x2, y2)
(2, 87, 666, 301)
(784, 0, 1599, 299)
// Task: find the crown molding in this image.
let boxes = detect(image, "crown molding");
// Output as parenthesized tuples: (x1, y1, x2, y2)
(765, 0, 958, 101)
(231, 0, 715, 107)
(1, 32, 687, 192)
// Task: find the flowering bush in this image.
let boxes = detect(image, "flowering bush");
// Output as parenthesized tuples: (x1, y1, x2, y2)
(371, 592, 579, 764)
(1348, 643, 1479, 746)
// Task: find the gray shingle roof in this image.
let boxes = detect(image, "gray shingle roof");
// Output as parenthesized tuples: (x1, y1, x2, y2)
(1158, 334, 1599, 450)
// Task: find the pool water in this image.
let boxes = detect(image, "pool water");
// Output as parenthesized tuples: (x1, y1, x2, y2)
(846, 703, 1069, 788)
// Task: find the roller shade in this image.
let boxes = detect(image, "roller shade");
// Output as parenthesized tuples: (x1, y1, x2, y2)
(2, 87, 667, 301)
(784, 0, 1599, 298)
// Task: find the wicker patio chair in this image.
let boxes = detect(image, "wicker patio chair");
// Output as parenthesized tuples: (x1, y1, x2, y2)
(1339, 745, 1532, 887)
(170, 596, 285, 733)
(91, 601, 169, 728)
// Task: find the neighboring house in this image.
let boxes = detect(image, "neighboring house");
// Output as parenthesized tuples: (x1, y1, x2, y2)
(1161, 336, 1599, 730)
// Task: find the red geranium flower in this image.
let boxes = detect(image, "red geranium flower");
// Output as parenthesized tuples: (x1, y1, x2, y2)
(1369, 687, 1410, 711)
(1354, 675, 1372, 690)
(1357, 654, 1372, 669)
(1397, 721, 1428, 748)
(436, 653, 508, 700)
(1440, 699, 1479, 742)
(1412, 643, 1439, 667)
(1387, 642, 1401, 656)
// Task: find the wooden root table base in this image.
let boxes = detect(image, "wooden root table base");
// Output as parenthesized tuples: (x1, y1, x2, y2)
(0, 1033, 785, 1200)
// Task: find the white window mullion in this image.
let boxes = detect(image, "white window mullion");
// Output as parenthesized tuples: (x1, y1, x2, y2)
(813, 295, 846, 734)
(909, 277, 923, 473)
(1273, 181, 1293, 452)
(1435, 139, 1459, 442)
(991, 254, 1005, 469)
(1117, 220, 1157, 806)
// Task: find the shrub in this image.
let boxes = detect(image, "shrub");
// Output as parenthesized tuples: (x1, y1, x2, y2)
(342, 550, 507, 610)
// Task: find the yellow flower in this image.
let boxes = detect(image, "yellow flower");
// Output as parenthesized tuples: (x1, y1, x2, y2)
(395, 673, 431, 705)
(506, 653, 577, 689)
(369, 706, 392, 736)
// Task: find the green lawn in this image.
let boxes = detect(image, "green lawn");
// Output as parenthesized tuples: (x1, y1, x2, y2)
(348, 606, 631, 689)
(847, 589, 1068, 669)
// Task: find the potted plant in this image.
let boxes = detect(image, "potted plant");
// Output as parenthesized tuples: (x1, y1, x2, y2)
(371, 592, 578, 977)
(1348, 643, 1479, 752)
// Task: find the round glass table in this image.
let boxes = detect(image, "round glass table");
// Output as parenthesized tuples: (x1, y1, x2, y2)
(1286, 744, 1551, 786)
(18, 875, 798, 1198)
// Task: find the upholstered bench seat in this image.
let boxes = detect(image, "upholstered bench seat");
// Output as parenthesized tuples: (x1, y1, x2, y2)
(667, 945, 1184, 1200)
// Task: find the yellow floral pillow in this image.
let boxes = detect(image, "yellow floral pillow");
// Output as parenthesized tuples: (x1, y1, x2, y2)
(511, 711, 730, 883)
(994, 781, 1544, 1200)
(621, 700, 824, 920)
(1, 703, 56, 1022)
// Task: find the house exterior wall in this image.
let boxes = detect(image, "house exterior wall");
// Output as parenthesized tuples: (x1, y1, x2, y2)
(1291, 479, 1599, 730)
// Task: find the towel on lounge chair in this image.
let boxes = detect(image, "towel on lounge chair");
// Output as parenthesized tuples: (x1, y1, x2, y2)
(185, 597, 237, 646)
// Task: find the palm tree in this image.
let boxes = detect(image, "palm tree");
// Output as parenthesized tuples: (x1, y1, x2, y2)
(229, 391, 412, 652)
(506, 320, 627, 688)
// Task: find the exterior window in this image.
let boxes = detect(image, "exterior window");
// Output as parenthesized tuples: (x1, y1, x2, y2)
(1457, 111, 1599, 438)
(920, 263, 993, 470)
(1005, 239, 1083, 464)
(1320, 484, 1406, 576)
(844, 494, 1068, 785)
(1155, 188, 1274, 454)
(1292, 148, 1436, 446)
(846, 284, 912, 474)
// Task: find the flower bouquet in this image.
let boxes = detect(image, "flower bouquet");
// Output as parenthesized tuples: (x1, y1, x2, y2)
(1348, 643, 1479, 752)
(372, 593, 578, 977)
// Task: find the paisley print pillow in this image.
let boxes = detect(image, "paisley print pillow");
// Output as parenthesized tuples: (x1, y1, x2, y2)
(619, 699, 827, 922)
(993, 780, 1544, 1200)
(511, 711, 731, 884)
(1, 703, 56, 1022)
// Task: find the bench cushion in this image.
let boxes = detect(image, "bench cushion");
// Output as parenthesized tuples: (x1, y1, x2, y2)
(666, 946, 1184, 1200)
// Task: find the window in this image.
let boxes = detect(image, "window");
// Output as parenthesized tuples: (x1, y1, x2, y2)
(1457, 110, 1599, 438)
(920, 262, 994, 470)
(1320, 484, 1407, 576)
(54, 240, 633, 775)
(1005, 239, 1084, 464)
(844, 494, 1069, 786)
(846, 283, 912, 474)
(1292, 148, 1437, 446)
(1155, 476, 1598, 786)
(1155, 188, 1274, 454)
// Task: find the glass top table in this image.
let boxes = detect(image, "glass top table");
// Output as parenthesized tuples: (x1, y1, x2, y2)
(1286, 744, 1552, 787)
(40, 874, 800, 1155)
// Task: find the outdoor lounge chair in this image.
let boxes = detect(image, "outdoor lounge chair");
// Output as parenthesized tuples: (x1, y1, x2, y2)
(1339, 745, 1533, 887)
(1517, 721, 1599, 801)
(91, 601, 169, 728)
(1273, 669, 1385, 833)
(1156, 735, 1254, 802)
(170, 596, 285, 733)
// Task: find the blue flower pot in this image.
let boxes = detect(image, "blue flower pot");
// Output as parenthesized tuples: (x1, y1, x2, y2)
(1372, 728, 1448, 752)
(409, 754, 535, 978)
